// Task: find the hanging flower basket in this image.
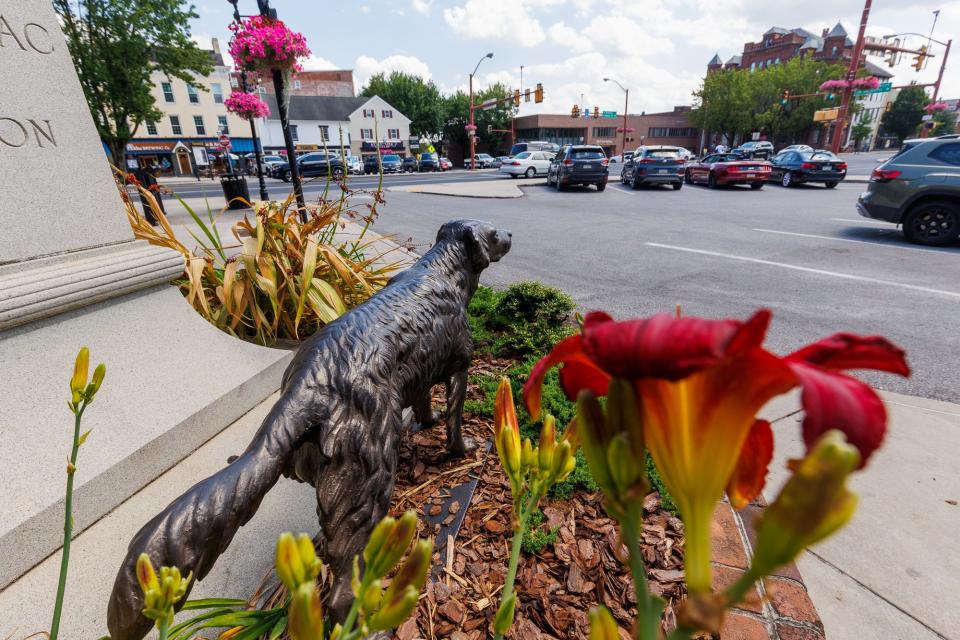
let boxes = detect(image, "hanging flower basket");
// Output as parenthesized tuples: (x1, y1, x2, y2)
(925, 101, 948, 113)
(228, 16, 310, 75)
(851, 76, 881, 89)
(818, 79, 849, 91)
(225, 91, 271, 120)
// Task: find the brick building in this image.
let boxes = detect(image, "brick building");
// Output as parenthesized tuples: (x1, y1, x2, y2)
(512, 106, 699, 157)
(235, 69, 356, 98)
(709, 23, 854, 73)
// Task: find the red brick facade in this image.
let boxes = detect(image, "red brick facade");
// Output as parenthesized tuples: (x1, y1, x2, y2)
(709, 24, 854, 74)
(236, 70, 356, 98)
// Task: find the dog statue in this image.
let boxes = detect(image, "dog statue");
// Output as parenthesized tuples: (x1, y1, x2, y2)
(106, 219, 511, 640)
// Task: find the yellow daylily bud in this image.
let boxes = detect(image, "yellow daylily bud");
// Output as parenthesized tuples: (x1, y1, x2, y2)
(136, 553, 159, 594)
(575, 391, 616, 497)
(519, 437, 535, 472)
(492, 593, 516, 636)
(362, 579, 384, 613)
(539, 415, 556, 473)
(605, 379, 645, 464)
(367, 510, 417, 579)
(136, 556, 191, 628)
(368, 584, 419, 631)
(363, 516, 395, 567)
(328, 623, 343, 640)
(551, 440, 575, 483)
(384, 539, 432, 601)
(499, 426, 522, 481)
(275, 532, 305, 591)
(296, 533, 322, 582)
(84, 363, 106, 403)
(494, 377, 520, 438)
(70, 347, 89, 395)
(751, 431, 860, 578)
(288, 582, 325, 640)
(588, 606, 619, 640)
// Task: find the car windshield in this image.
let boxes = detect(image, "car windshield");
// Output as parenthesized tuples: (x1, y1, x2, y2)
(740, 142, 757, 148)
(514, 152, 532, 159)
(647, 150, 680, 159)
(382, 155, 399, 161)
(801, 151, 838, 161)
(571, 149, 604, 159)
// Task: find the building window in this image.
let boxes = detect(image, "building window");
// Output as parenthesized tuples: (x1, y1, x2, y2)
(187, 84, 199, 104)
(212, 83, 223, 104)
(293, 79, 302, 90)
(193, 115, 206, 135)
(257, 85, 266, 94)
(290, 125, 299, 141)
(592, 127, 616, 137)
(162, 82, 174, 103)
(319, 125, 330, 141)
(382, 109, 393, 118)
(387, 128, 400, 139)
(648, 127, 699, 138)
(218, 115, 229, 134)
(363, 109, 374, 118)
(832, 45, 839, 55)
(361, 128, 373, 140)
(170, 115, 182, 135)
(145, 120, 158, 136)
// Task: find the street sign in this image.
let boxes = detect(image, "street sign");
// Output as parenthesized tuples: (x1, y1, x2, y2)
(852, 82, 894, 98)
(218, 134, 231, 150)
(602, 110, 617, 118)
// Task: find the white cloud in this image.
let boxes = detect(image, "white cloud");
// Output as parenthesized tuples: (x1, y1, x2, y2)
(411, 0, 434, 15)
(354, 54, 432, 88)
(359, 5, 371, 13)
(302, 55, 338, 71)
(443, 0, 545, 46)
(547, 22, 592, 53)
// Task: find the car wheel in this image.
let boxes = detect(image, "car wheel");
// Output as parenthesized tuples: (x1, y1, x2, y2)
(684, 169, 693, 185)
(525, 167, 536, 179)
(672, 182, 682, 191)
(631, 172, 640, 190)
(750, 182, 764, 190)
(620, 169, 627, 184)
(781, 171, 793, 188)
(903, 201, 960, 246)
(825, 181, 838, 189)
(555, 175, 564, 191)
(707, 172, 718, 189)
(283, 170, 292, 183)
(333, 167, 344, 179)
(597, 181, 606, 192)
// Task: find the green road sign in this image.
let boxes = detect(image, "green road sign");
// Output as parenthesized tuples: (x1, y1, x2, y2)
(853, 82, 894, 98)
(602, 110, 617, 118)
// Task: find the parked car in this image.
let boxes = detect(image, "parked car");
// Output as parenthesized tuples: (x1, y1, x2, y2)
(769, 149, 847, 188)
(677, 148, 696, 163)
(490, 156, 511, 168)
(619, 146, 685, 190)
(346, 155, 364, 175)
(857, 136, 960, 246)
(778, 144, 813, 154)
(402, 156, 419, 173)
(277, 152, 346, 182)
(258, 155, 285, 177)
(546, 145, 608, 191)
(380, 154, 402, 173)
(418, 153, 440, 172)
(732, 140, 774, 159)
(509, 141, 561, 156)
(499, 150, 555, 178)
(684, 153, 770, 189)
(439, 157, 453, 171)
(363, 154, 381, 174)
(464, 153, 496, 168)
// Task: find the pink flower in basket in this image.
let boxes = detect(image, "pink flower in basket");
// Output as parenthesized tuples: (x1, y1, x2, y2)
(228, 16, 310, 75)
(851, 76, 881, 89)
(819, 79, 849, 91)
(225, 92, 271, 120)
(925, 101, 948, 113)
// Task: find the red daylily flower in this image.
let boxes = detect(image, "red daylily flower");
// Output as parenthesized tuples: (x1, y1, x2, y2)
(523, 309, 908, 592)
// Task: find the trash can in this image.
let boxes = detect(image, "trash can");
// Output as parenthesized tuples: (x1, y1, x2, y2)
(135, 168, 165, 226)
(220, 174, 250, 209)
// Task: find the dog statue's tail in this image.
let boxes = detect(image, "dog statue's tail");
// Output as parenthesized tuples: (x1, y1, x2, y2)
(107, 392, 311, 640)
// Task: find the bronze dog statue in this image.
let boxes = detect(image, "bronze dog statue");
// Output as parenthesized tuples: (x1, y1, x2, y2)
(107, 219, 511, 639)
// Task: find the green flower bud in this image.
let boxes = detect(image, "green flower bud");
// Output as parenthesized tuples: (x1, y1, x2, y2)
(288, 582, 325, 640)
(493, 593, 516, 636)
(367, 511, 417, 579)
(368, 585, 419, 631)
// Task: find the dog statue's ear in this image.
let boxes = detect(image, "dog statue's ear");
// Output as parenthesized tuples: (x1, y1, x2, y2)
(465, 225, 491, 272)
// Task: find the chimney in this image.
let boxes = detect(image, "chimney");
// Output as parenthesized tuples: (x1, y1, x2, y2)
(211, 37, 221, 56)
(821, 28, 828, 38)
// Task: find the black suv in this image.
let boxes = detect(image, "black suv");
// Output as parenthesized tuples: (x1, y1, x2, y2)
(857, 135, 960, 245)
(546, 145, 608, 191)
(277, 152, 345, 182)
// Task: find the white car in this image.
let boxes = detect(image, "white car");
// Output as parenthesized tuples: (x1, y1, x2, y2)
(677, 148, 696, 163)
(346, 155, 364, 175)
(498, 151, 555, 178)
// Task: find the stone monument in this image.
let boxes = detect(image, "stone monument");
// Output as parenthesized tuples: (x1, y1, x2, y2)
(0, 0, 291, 593)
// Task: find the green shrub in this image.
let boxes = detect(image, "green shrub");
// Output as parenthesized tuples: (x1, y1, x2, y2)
(646, 452, 677, 514)
(491, 282, 576, 358)
(521, 509, 559, 555)
(467, 286, 500, 355)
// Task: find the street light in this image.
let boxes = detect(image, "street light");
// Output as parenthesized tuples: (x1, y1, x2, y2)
(603, 77, 629, 157)
(227, 0, 270, 202)
(469, 52, 493, 170)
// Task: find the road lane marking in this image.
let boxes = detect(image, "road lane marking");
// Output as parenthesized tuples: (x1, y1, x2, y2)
(831, 217, 890, 225)
(644, 242, 960, 299)
(752, 228, 955, 255)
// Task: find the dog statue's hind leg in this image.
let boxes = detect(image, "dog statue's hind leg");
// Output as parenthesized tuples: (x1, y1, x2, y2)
(445, 369, 472, 458)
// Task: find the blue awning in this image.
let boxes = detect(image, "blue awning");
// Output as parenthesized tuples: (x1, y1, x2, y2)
(228, 138, 256, 153)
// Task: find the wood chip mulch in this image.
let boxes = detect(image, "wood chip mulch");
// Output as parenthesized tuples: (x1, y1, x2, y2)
(386, 354, 689, 640)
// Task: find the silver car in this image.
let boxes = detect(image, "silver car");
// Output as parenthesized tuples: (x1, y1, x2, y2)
(498, 151, 555, 178)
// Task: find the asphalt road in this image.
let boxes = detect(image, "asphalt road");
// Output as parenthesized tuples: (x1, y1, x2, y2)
(369, 179, 959, 404)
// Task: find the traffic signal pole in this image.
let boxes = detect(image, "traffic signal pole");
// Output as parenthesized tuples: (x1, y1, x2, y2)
(933, 38, 951, 101)
(831, 0, 872, 155)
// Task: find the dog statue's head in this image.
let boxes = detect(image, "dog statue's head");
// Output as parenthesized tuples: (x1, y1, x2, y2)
(437, 219, 512, 273)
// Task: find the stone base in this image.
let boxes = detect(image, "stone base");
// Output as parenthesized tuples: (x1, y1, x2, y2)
(0, 284, 291, 589)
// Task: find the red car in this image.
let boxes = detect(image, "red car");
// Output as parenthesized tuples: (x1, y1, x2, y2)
(684, 153, 771, 189)
(439, 157, 453, 171)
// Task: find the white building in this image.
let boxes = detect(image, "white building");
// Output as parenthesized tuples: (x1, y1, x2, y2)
(845, 61, 897, 151)
(256, 95, 412, 159)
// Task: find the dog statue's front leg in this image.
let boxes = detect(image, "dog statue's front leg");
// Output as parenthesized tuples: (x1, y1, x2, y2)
(410, 386, 440, 433)
(445, 369, 474, 458)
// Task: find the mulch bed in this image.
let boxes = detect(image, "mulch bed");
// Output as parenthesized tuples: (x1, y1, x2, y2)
(386, 354, 689, 640)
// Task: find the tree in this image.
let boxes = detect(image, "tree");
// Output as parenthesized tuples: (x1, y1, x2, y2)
(53, 0, 213, 166)
(880, 86, 929, 143)
(931, 108, 958, 136)
(851, 111, 873, 150)
(360, 72, 444, 139)
(441, 84, 516, 158)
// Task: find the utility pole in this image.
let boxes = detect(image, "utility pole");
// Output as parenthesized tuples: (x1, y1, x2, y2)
(932, 38, 951, 101)
(603, 78, 629, 156)
(468, 53, 493, 171)
(831, 0, 872, 154)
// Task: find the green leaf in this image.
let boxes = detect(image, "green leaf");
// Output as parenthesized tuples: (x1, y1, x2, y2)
(180, 597, 248, 610)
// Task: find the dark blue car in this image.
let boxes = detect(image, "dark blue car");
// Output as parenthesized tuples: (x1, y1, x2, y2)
(769, 149, 847, 188)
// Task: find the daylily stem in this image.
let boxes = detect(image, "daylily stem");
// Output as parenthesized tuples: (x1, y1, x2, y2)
(622, 505, 660, 640)
(340, 576, 368, 638)
(683, 506, 714, 593)
(157, 615, 170, 640)
(50, 404, 84, 640)
(493, 489, 540, 640)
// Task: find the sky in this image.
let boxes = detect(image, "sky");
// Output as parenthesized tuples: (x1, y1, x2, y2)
(190, 0, 959, 116)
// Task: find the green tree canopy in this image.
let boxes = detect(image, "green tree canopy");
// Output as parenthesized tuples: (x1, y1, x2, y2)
(931, 108, 958, 136)
(442, 83, 517, 157)
(54, 0, 213, 166)
(880, 86, 929, 142)
(851, 111, 873, 149)
(360, 71, 444, 139)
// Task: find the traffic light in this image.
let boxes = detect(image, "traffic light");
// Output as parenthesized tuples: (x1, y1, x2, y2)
(912, 45, 927, 71)
(535, 83, 544, 103)
(514, 88, 521, 105)
(571, 104, 581, 118)
(593, 106, 600, 119)
(825, 93, 835, 101)
(780, 90, 790, 105)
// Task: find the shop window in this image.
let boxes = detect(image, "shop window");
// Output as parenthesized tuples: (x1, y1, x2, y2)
(218, 116, 229, 135)
(193, 115, 205, 135)
(146, 121, 158, 136)
(187, 85, 199, 104)
(212, 83, 224, 104)
(162, 82, 174, 103)
(319, 125, 330, 141)
(170, 115, 182, 135)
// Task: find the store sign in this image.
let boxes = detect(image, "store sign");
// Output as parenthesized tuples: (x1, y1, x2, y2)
(408, 136, 420, 152)
(361, 141, 404, 152)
